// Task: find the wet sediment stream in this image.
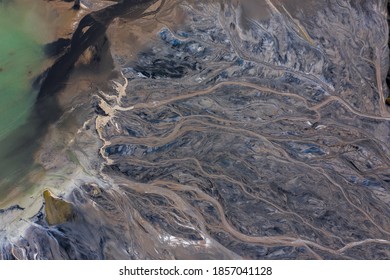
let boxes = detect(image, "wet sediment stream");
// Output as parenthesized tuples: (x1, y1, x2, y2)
(1, 0, 390, 259)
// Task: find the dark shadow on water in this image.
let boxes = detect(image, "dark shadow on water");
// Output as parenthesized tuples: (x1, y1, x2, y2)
(37, 0, 162, 101)
(0, 0, 164, 202)
(43, 38, 71, 58)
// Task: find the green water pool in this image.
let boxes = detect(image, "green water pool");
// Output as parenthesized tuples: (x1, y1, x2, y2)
(0, 2, 45, 141)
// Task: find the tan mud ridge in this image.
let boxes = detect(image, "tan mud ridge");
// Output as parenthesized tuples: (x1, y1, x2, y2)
(1, 0, 390, 259)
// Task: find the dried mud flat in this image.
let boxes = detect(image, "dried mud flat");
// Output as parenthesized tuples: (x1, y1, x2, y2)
(1, 0, 390, 259)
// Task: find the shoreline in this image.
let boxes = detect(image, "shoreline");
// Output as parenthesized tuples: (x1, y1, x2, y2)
(0, 0, 167, 249)
(0, 0, 160, 208)
(2, 0, 390, 260)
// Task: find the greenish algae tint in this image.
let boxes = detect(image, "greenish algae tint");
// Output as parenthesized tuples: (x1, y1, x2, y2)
(0, 0, 55, 206)
(0, 2, 46, 141)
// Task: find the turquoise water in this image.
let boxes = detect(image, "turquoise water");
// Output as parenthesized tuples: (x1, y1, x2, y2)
(0, 1, 46, 141)
(0, 1, 54, 201)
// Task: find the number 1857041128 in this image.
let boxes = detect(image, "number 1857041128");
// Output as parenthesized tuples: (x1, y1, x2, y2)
(212, 266, 272, 276)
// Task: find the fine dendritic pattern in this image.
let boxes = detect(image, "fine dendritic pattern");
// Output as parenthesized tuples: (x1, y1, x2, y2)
(1, 0, 390, 259)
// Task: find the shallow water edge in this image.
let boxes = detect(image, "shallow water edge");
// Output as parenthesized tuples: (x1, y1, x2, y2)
(1, 0, 390, 260)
